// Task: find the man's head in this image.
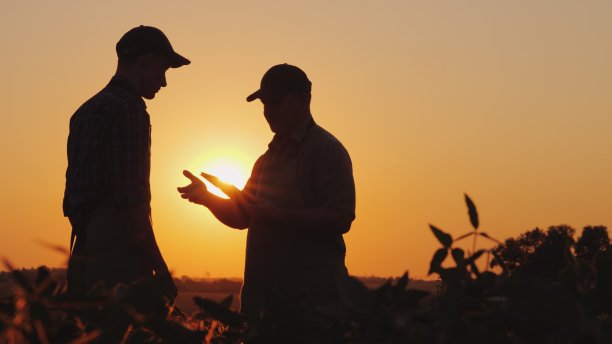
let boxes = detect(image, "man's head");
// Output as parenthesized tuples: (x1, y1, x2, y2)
(246, 64, 312, 135)
(115, 26, 190, 99)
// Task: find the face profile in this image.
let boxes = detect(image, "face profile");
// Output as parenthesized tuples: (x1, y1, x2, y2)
(262, 93, 306, 134)
(137, 53, 170, 99)
(262, 95, 289, 133)
(246, 64, 313, 135)
(113, 25, 190, 100)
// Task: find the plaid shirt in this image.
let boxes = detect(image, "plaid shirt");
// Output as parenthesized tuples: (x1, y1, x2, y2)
(63, 76, 151, 217)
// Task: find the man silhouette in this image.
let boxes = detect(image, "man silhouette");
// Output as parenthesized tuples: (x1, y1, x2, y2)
(178, 64, 356, 320)
(63, 26, 189, 300)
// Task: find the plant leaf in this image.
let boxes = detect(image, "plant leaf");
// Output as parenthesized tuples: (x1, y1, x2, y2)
(465, 193, 479, 229)
(429, 248, 448, 275)
(451, 248, 465, 267)
(219, 294, 233, 309)
(34, 239, 69, 256)
(466, 249, 486, 264)
(429, 224, 453, 248)
(469, 261, 481, 278)
(396, 271, 409, 290)
(193, 296, 247, 327)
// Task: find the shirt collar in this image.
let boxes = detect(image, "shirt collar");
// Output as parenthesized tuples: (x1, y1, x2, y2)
(107, 76, 147, 109)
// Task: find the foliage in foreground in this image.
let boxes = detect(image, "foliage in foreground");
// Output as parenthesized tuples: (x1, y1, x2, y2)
(1, 195, 611, 343)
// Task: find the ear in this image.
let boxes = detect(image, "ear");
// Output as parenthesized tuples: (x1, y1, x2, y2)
(284, 93, 301, 107)
(292, 92, 311, 106)
(136, 52, 156, 68)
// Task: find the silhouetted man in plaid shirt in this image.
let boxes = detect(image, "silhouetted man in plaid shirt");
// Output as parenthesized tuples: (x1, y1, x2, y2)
(63, 26, 189, 300)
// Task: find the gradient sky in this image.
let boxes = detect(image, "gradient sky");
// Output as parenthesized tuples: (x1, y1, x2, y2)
(1, 1, 611, 279)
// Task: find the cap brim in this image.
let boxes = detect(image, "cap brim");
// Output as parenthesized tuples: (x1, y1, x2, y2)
(169, 51, 190, 68)
(246, 90, 261, 102)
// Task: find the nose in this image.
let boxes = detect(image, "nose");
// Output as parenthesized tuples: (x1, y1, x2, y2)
(161, 74, 167, 88)
(263, 104, 273, 119)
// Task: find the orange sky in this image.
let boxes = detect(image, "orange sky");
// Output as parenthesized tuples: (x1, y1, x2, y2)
(1, 1, 612, 279)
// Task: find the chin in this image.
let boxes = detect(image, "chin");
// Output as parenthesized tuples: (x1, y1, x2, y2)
(143, 93, 156, 100)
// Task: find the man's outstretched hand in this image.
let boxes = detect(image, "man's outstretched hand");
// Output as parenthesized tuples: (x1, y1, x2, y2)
(200, 172, 241, 199)
(177, 170, 208, 205)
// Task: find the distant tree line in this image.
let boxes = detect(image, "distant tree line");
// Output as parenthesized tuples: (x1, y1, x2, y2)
(0, 267, 437, 294)
(491, 225, 610, 281)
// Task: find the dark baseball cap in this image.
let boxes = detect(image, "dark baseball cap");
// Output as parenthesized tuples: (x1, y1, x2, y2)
(116, 25, 190, 68)
(246, 64, 312, 102)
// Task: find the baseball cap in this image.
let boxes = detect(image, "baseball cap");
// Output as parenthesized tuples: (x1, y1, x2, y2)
(246, 64, 311, 102)
(116, 25, 190, 68)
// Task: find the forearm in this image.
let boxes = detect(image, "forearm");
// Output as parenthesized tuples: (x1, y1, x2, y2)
(116, 202, 176, 300)
(120, 203, 168, 272)
(200, 191, 250, 229)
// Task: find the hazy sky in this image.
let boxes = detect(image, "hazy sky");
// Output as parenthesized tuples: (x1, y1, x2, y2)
(1, 1, 611, 279)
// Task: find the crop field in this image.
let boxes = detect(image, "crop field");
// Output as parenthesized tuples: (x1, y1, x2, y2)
(1, 195, 610, 343)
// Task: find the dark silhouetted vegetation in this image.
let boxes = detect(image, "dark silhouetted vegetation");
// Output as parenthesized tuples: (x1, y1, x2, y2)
(1, 195, 610, 343)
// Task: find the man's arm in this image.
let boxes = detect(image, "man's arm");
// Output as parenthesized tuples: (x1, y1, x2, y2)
(108, 103, 151, 209)
(118, 203, 177, 300)
(119, 204, 167, 269)
(109, 104, 174, 295)
(179, 179, 352, 234)
(178, 170, 250, 229)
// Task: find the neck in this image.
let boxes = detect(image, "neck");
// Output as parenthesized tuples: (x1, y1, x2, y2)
(276, 112, 311, 137)
(115, 66, 141, 94)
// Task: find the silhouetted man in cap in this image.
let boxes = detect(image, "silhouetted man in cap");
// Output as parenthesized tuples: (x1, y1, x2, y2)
(64, 26, 190, 300)
(178, 64, 356, 323)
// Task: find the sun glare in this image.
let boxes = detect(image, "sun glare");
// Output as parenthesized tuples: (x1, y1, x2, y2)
(200, 157, 250, 199)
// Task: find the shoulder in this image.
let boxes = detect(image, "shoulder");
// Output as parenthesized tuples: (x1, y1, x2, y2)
(306, 123, 351, 159)
(251, 150, 271, 173)
(73, 86, 133, 119)
(99, 85, 145, 115)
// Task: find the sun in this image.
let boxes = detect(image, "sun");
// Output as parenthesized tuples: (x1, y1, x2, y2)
(200, 157, 250, 199)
